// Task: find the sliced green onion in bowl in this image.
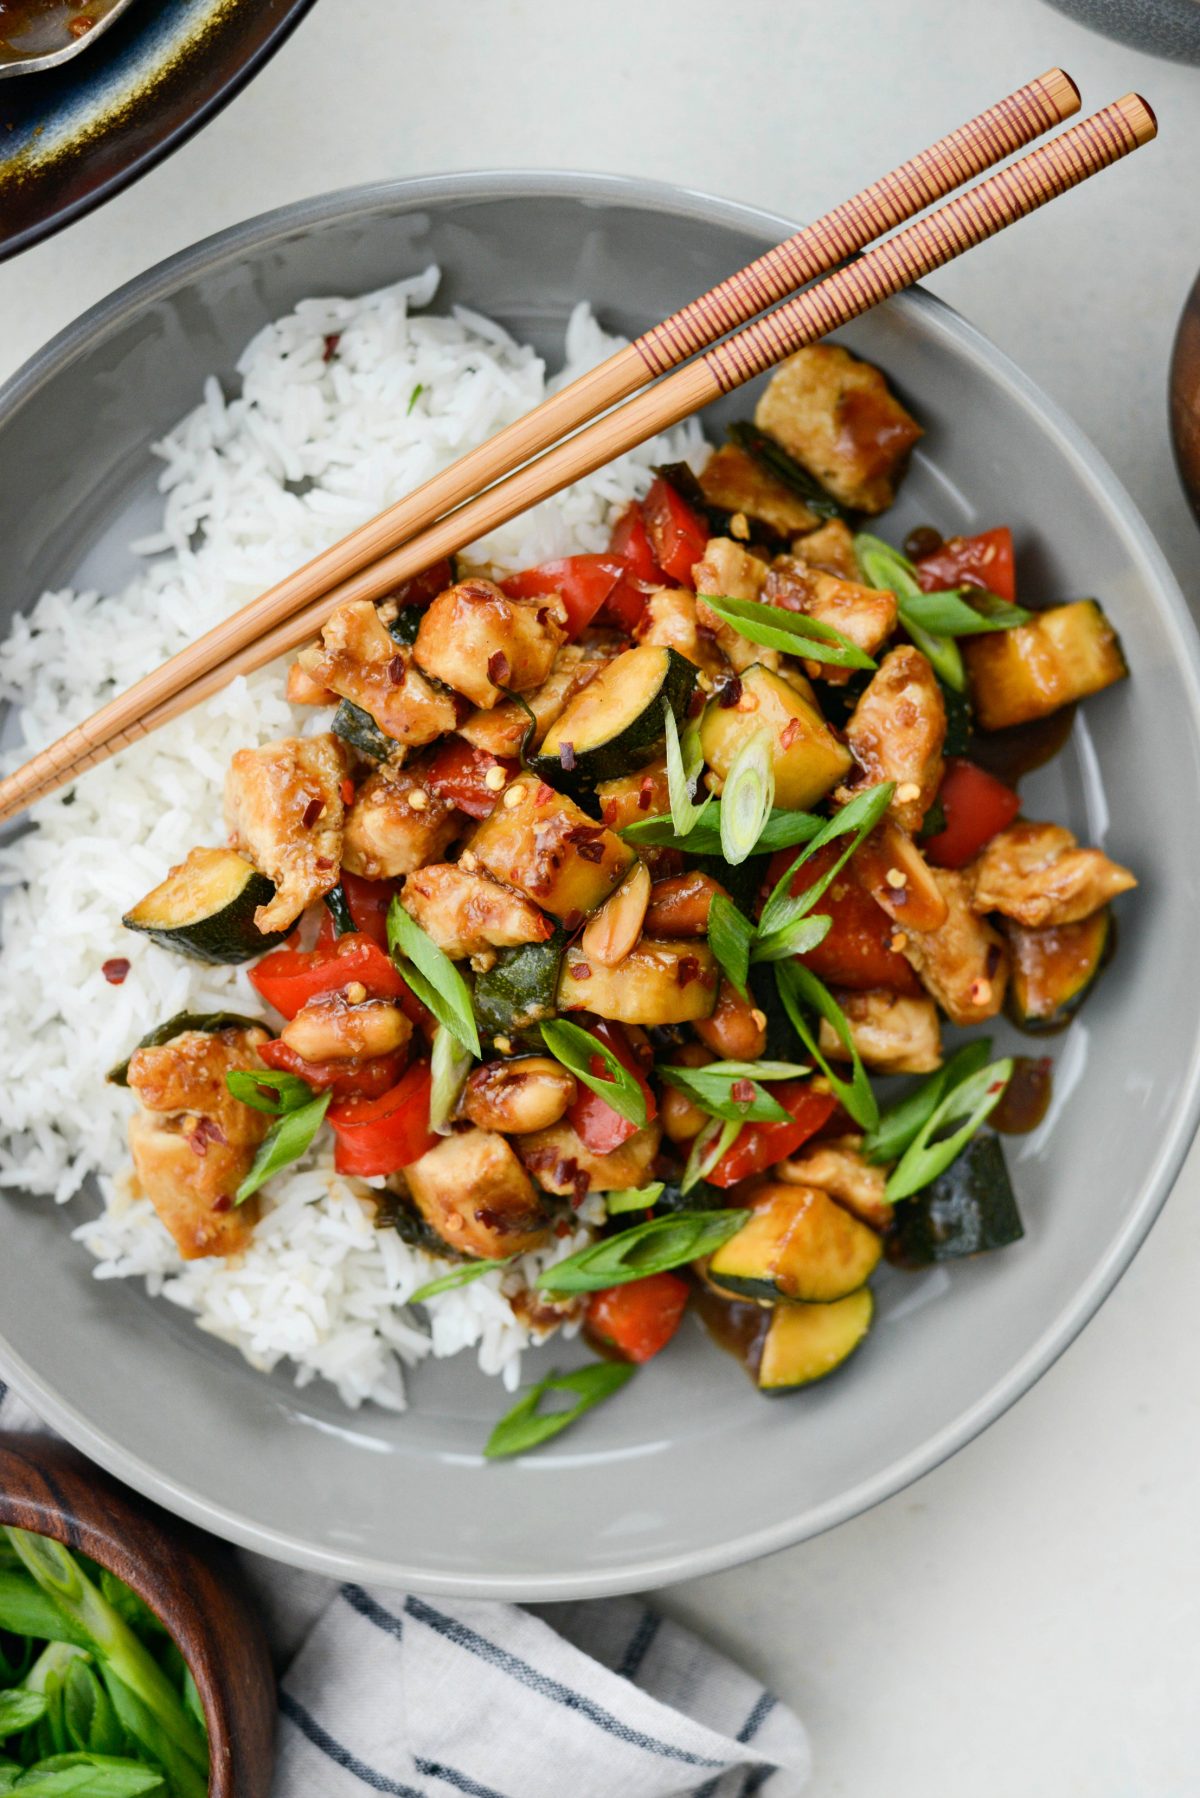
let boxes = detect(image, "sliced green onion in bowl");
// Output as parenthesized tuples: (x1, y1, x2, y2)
(429, 1023, 474, 1134)
(719, 727, 775, 865)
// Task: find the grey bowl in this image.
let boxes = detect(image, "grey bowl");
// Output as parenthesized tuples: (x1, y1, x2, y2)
(3, 172, 1200, 1599)
(1043, 0, 1200, 62)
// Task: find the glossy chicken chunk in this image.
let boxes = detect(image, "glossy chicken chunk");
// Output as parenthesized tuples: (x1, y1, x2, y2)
(900, 867, 1009, 1026)
(404, 1129, 549, 1259)
(792, 518, 860, 582)
(764, 555, 898, 679)
(693, 537, 776, 673)
(414, 578, 568, 709)
(634, 587, 722, 677)
(224, 732, 348, 932)
(517, 1119, 662, 1197)
(697, 442, 820, 537)
(970, 822, 1136, 928)
(401, 863, 553, 961)
(817, 990, 943, 1075)
(776, 1135, 893, 1232)
(845, 647, 946, 833)
(458, 642, 608, 758)
(300, 600, 457, 748)
(469, 773, 634, 924)
(753, 343, 922, 514)
(125, 1026, 271, 1260)
(342, 764, 459, 880)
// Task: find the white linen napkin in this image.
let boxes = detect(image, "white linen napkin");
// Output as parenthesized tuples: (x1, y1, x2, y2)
(0, 1381, 810, 1796)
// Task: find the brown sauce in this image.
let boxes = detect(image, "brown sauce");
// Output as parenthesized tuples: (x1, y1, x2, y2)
(992, 1055, 1054, 1134)
(0, 0, 98, 54)
(968, 703, 1077, 784)
(693, 1280, 767, 1380)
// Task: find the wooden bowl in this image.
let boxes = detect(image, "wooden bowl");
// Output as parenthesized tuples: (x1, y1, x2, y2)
(0, 1432, 275, 1797)
(1170, 269, 1200, 525)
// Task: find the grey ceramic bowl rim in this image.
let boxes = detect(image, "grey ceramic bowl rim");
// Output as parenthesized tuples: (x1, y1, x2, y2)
(3, 168, 1200, 1597)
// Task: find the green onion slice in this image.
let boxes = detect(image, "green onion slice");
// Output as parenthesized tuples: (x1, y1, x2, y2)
(621, 805, 823, 855)
(902, 588, 1031, 636)
(603, 1182, 666, 1215)
(484, 1362, 636, 1460)
(708, 893, 754, 995)
(225, 1070, 315, 1116)
(720, 728, 775, 865)
(429, 1024, 474, 1135)
(537, 1208, 750, 1295)
(681, 1116, 741, 1194)
(854, 534, 966, 691)
(410, 1254, 517, 1305)
(387, 897, 481, 1058)
(540, 1019, 647, 1128)
(663, 701, 712, 839)
(655, 1063, 796, 1124)
(699, 593, 876, 670)
(757, 781, 894, 942)
(862, 1039, 993, 1165)
(885, 1059, 1014, 1202)
(235, 1091, 332, 1205)
(775, 961, 879, 1132)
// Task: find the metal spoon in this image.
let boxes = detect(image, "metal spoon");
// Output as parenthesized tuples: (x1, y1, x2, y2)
(0, 0, 138, 79)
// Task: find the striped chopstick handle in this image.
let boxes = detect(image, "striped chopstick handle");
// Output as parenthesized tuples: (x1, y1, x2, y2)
(701, 93, 1156, 396)
(634, 67, 1080, 377)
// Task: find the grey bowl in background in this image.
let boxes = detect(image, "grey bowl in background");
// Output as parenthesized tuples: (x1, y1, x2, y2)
(2, 172, 1200, 1599)
(1043, 0, 1200, 62)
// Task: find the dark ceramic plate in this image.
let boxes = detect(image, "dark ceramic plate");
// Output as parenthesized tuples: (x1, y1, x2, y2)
(1170, 269, 1200, 523)
(0, 0, 317, 261)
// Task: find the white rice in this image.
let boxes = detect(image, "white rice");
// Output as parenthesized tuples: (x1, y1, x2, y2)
(0, 271, 704, 1409)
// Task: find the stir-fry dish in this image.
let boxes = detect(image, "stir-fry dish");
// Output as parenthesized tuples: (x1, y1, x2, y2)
(101, 335, 1135, 1453)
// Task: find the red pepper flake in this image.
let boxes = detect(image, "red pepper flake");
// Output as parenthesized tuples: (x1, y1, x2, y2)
(687, 688, 705, 717)
(212, 1195, 233, 1213)
(571, 1167, 590, 1206)
(637, 775, 655, 811)
(487, 651, 511, 686)
(316, 857, 334, 871)
(534, 783, 554, 806)
(575, 838, 604, 863)
(340, 778, 356, 806)
(676, 955, 700, 987)
(188, 1118, 228, 1159)
(561, 909, 583, 934)
(302, 796, 324, 829)
(731, 1078, 756, 1104)
(554, 1218, 571, 1237)
(387, 654, 405, 686)
(101, 958, 130, 985)
(323, 333, 341, 362)
(559, 741, 576, 772)
(718, 676, 743, 709)
(780, 718, 801, 750)
(601, 801, 618, 826)
(573, 961, 593, 980)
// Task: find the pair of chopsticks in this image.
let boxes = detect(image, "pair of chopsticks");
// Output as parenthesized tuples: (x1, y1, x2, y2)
(0, 73, 1155, 824)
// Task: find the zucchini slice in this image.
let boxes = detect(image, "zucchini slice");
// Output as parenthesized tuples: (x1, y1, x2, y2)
(108, 1010, 265, 1085)
(757, 1289, 874, 1391)
(473, 934, 566, 1052)
(708, 1181, 882, 1303)
(699, 664, 851, 810)
(887, 1133, 1024, 1267)
(533, 645, 697, 792)
(122, 847, 285, 964)
(1007, 908, 1111, 1032)
(470, 772, 634, 922)
(556, 937, 719, 1025)
(332, 697, 404, 765)
(964, 600, 1128, 732)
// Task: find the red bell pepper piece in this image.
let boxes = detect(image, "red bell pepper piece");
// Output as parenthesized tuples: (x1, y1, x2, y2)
(585, 1273, 690, 1364)
(915, 527, 1016, 604)
(599, 502, 665, 632)
(250, 933, 411, 1021)
(425, 735, 519, 820)
(764, 846, 920, 996)
(706, 1083, 838, 1188)
(567, 1020, 657, 1154)
(501, 554, 622, 638)
(392, 556, 457, 610)
(922, 757, 1021, 870)
(328, 1062, 438, 1177)
(258, 1037, 407, 1101)
(642, 476, 709, 588)
(314, 871, 402, 951)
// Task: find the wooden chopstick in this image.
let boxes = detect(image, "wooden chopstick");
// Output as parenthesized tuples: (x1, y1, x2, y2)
(3, 90, 1155, 821)
(0, 72, 1079, 824)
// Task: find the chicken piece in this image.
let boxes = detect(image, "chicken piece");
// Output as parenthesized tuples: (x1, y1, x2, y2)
(817, 990, 942, 1075)
(281, 994, 411, 1063)
(634, 587, 723, 677)
(697, 442, 820, 537)
(970, 822, 1136, 928)
(285, 658, 335, 705)
(753, 343, 922, 514)
(764, 555, 898, 682)
(776, 1134, 893, 1232)
(853, 821, 948, 934)
(401, 862, 553, 961)
(342, 763, 459, 880)
(792, 518, 860, 582)
(693, 537, 778, 673)
(900, 867, 1009, 1026)
(517, 1119, 662, 1197)
(845, 646, 946, 833)
(125, 1026, 271, 1260)
(414, 578, 568, 709)
(404, 1129, 550, 1259)
(458, 642, 609, 757)
(224, 732, 348, 933)
(298, 600, 458, 748)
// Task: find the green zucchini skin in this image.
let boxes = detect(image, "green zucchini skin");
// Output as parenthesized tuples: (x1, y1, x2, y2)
(473, 933, 566, 1052)
(122, 847, 285, 965)
(1007, 910, 1111, 1033)
(388, 607, 423, 647)
(709, 1183, 881, 1305)
(323, 883, 356, 937)
(107, 1011, 265, 1086)
(726, 420, 849, 523)
(887, 1133, 1024, 1268)
(531, 644, 697, 795)
(332, 698, 402, 764)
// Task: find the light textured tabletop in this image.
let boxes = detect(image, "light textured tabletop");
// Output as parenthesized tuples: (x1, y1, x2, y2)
(3, 2, 1199, 1791)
